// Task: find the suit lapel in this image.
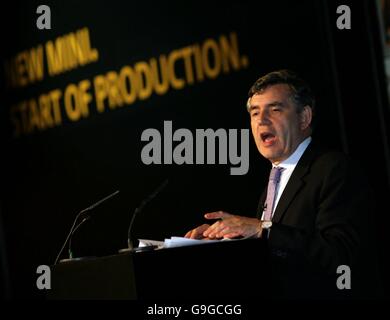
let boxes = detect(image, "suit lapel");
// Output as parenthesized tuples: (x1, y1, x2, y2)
(272, 143, 318, 223)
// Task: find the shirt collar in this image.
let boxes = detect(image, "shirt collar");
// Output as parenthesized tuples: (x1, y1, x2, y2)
(272, 136, 312, 169)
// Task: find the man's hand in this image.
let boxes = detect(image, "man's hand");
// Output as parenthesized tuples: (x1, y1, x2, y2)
(185, 211, 263, 239)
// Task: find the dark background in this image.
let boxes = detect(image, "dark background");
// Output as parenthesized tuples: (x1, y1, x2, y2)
(0, 0, 389, 299)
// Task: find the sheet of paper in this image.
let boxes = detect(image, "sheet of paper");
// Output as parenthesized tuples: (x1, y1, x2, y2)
(138, 236, 234, 249)
(138, 239, 165, 248)
(164, 236, 222, 248)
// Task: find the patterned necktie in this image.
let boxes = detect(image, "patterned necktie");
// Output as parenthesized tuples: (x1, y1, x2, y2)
(263, 167, 283, 221)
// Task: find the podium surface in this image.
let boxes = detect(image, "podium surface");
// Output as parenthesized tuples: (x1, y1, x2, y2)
(49, 238, 268, 300)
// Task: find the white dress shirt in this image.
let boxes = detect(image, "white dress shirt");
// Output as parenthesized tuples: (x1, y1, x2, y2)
(261, 136, 312, 220)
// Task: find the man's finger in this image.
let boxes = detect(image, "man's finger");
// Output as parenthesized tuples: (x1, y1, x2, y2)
(203, 220, 223, 237)
(204, 211, 231, 220)
(223, 232, 241, 239)
(206, 225, 230, 239)
(184, 230, 191, 238)
(186, 224, 211, 239)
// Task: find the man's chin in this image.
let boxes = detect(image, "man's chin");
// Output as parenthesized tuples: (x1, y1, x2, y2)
(259, 149, 281, 162)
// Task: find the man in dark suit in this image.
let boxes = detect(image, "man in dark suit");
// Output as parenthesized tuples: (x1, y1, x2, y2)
(185, 70, 380, 298)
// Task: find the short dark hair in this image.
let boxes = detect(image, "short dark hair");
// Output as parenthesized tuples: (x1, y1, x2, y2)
(247, 70, 315, 123)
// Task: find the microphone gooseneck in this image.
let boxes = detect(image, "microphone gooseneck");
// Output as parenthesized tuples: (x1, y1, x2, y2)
(68, 216, 90, 259)
(54, 190, 120, 265)
(127, 180, 168, 250)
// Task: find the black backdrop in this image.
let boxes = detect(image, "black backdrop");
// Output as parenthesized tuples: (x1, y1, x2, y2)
(0, 0, 389, 299)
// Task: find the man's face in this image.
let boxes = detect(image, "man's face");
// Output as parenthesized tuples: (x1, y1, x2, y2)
(249, 84, 310, 164)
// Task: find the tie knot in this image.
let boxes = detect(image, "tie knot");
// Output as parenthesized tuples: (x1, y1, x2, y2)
(269, 166, 283, 182)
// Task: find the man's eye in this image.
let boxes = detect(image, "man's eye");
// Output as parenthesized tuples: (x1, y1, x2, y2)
(272, 108, 281, 112)
(251, 112, 259, 117)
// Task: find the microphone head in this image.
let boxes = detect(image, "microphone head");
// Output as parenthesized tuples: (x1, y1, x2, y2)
(146, 180, 168, 201)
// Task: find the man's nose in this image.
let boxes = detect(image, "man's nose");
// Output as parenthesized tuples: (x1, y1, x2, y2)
(258, 109, 271, 125)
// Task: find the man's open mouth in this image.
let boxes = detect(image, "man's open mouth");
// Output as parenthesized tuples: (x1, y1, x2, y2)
(260, 132, 276, 143)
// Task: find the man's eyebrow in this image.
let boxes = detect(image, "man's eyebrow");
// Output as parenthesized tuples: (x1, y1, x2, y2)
(249, 101, 284, 111)
(266, 101, 284, 107)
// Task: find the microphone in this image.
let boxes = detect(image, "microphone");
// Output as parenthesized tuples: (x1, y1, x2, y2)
(125, 179, 168, 251)
(54, 190, 120, 264)
(67, 216, 90, 260)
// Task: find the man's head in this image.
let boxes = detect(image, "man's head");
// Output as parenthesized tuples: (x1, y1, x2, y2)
(247, 70, 315, 164)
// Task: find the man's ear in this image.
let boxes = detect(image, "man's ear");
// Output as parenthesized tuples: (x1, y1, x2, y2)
(300, 105, 312, 130)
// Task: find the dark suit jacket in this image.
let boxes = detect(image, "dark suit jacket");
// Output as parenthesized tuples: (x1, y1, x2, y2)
(256, 141, 381, 298)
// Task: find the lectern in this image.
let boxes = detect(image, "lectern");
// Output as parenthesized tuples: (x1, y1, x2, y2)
(49, 238, 269, 300)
